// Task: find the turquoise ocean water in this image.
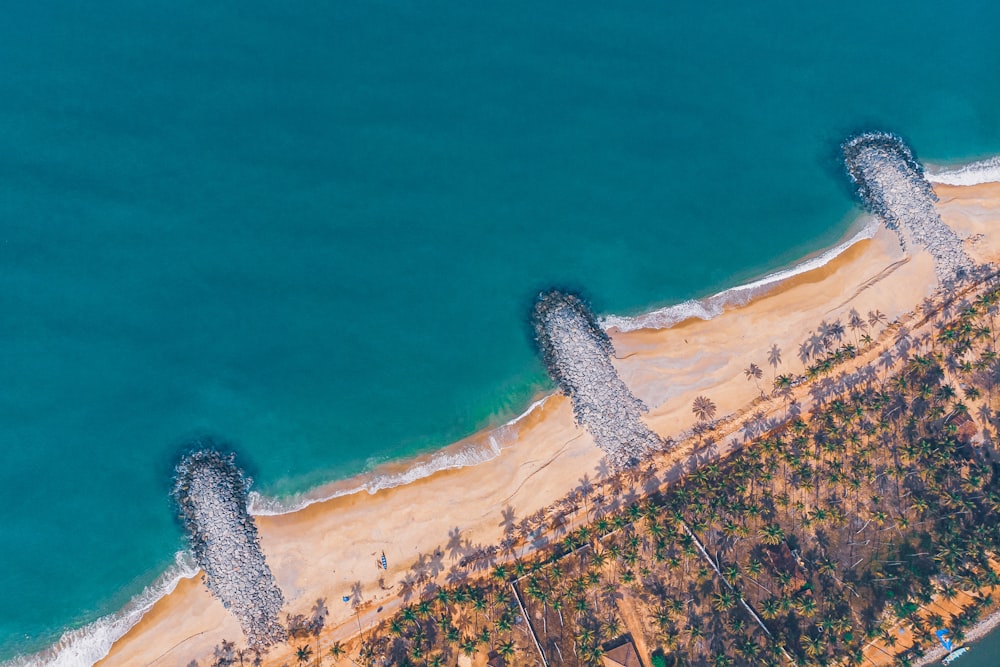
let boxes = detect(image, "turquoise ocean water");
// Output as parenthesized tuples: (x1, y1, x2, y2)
(2, 1, 1000, 663)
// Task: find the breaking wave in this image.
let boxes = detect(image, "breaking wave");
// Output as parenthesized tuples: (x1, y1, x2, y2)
(601, 217, 879, 332)
(248, 395, 553, 516)
(2, 551, 199, 667)
(926, 156, 1000, 186)
(9, 396, 553, 666)
(19, 153, 974, 665)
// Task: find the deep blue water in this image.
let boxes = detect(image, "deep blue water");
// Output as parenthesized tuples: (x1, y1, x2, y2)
(2, 0, 1000, 661)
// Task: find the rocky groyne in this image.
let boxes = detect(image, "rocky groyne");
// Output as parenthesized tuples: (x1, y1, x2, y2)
(843, 131, 973, 284)
(172, 448, 287, 648)
(532, 290, 664, 467)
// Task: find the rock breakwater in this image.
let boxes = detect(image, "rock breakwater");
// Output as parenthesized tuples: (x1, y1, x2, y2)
(532, 290, 664, 467)
(843, 131, 973, 284)
(172, 448, 287, 648)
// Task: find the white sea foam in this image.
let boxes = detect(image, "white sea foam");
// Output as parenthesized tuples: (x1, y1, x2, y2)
(3, 551, 199, 667)
(248, 395, 553, 516)
(6, 182, 932, 666)
(11, 396, 554, 665)
(601, 218, 879, 332)
(0, 198, 938, 667)
(926, 156, 1000, 186)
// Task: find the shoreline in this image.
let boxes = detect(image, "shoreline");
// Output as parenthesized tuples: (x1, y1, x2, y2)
(251, 208, 887, 519)
(912, 605, 1000, 667)
(247, 394, 555, 517)
(241, 149, 1000, 524)
(601, 213, 879, 333)
(12, 172, 1000, 667)
(926, 156, 1000, 186)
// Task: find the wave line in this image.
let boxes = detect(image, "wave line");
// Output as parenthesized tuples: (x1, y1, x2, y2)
(2, 552, 199, 667)
(926, 156, 1000, 186)
(601, 218, 879, 332)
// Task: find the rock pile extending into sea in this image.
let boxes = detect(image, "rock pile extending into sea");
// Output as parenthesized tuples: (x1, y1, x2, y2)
(532, 290, 664, 467)
(844, 131, 973, 283)
(172, 448, 287, 648)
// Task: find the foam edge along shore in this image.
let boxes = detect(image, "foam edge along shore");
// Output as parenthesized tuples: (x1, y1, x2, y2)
(1, 551, 199, 667)
(926, 155, 1000, 186)
(16, 154, 1000, 667)
(601, 215, 880, 333)
(4, 394, 553, 667)
(243, 214, 890, 517)
(600, 151, 1000, 336)
(0, 208, 912, 666)
(247, 197, 920, 520)
(246, 395, 555, 516)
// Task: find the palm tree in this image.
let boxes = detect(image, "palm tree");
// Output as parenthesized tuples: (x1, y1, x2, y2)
(328, 642, 346, 662)
(773, 374, 793, 401)
(357, 640, 378, 667)
(603, 615, 623, 640)
(803, 633, 825, 659)
(581, 640, 604, 666)
(796, 596, 818, 617)
(737, 639, 761, 662)
(460, 635, 478, 656)
(759, 524, 785, 545)
(848, 308, 867, 344)
(498, 639, 516, 660)
(713, 654, 733, 667)
(551, 596, 565, 628)
(692, 395, 717, 422)
(410, 642, 425, 662)
(768, 343, 782, 385)
(711, 590, 736, 612)
(687, 623, 705, 650)
(745, 363, 765, 397)
(295, 645, 313, 666)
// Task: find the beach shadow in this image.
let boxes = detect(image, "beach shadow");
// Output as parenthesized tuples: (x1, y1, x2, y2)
(499, 505, 517, 538)
(350, 581, 364, 609)
(446, 527, 465, 561)
(310, 598, 328, 635)
(285, 598, 328, 640)
(399, 574, 417, 602)
(594, 457, 612, 485)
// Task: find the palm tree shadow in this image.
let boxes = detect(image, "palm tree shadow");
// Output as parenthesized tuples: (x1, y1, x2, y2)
(350, 581, 364, 609)
(309, 598, 328, 636)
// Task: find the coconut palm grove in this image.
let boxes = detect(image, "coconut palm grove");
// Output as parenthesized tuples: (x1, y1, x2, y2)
(190, 264, 1000, 667)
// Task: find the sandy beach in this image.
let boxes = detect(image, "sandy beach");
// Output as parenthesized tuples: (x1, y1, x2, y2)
(94, 180, 1000, 667)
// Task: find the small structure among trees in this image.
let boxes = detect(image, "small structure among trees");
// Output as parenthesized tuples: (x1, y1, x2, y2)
(602, 638, 641, 667)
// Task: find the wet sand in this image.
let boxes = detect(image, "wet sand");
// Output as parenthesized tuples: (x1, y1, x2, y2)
(97, 181, 1000, 666)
